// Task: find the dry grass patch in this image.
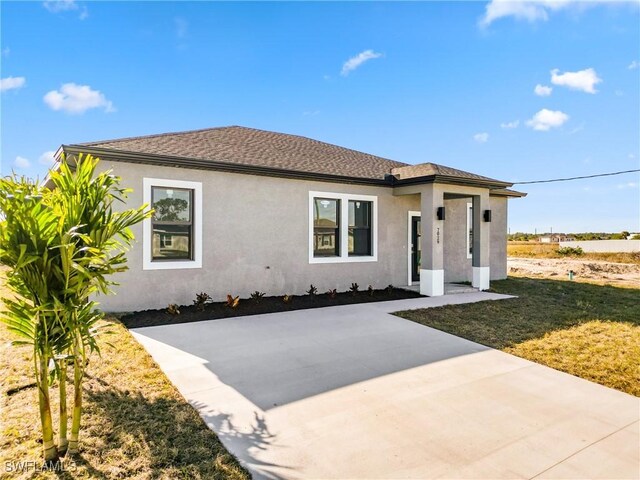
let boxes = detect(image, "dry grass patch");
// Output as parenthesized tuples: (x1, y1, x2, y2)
(506, 320, 640, 396)
(507, 242, 640, 264)
(0, 266, 250, 479)
(396, 277, 640, 396)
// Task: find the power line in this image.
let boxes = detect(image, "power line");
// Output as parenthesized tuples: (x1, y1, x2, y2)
(512, 169, 640, 185)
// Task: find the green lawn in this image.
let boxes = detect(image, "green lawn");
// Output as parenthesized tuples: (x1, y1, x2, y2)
(396, 277, 640, 396)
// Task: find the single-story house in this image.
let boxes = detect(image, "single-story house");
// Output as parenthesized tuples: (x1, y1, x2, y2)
(50, 126, 526, 311)
(539, 235, 575, 243)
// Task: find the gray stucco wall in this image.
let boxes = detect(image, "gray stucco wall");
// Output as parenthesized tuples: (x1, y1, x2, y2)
(442, 198, 472, 283)
(97, 161, 421, 311)
(95, 161, 511, 311)
(490, 197, 508, 280)
(440, 196, 508, 283)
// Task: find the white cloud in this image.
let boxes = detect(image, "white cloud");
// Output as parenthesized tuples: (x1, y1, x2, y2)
(0, 76, 26, 92)
(2, 47, 9, 57)
(526, 108, 569, 131)
(341, 50, 383, 76)
(473, 132, 489, 143)
(43, 0, 77, 12)
(479, 0, 605, 27)
(43, 83, 114, 114)
(500, 120, 520, 129)
(39, 151, 57, 165)
(14, 156, 31, 169)
(43, 0, 88, 19)
(551, 68, 602, 94)
(617, 182, 638, 190)
(628, 60, 639, 70)
(534, 84, 552, 96)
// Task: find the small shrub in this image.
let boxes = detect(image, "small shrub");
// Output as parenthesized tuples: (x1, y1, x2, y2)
(367, 285, 374, 296)
(225, 294, 240, 308)
(386, 284, 394, 294)
(306, 284, 318, 296)
(193, 292, 211, 311)
(283, 294, 293, 303)
(349, 283, 359, 296)
(326, 289, 338, 299)
(250, 291, 266, 303)
(558, 246, 584, 256)
(167, 304, 181, 315)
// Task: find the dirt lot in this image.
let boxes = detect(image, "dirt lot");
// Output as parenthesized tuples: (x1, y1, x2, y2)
(508, 257, 640, 288)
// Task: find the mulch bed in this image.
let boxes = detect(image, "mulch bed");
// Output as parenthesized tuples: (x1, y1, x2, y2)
(120, 287, 423, 328)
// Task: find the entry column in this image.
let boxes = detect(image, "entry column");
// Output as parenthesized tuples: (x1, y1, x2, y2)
(420, 184, 444, 296)
(472, 192, 490, 290)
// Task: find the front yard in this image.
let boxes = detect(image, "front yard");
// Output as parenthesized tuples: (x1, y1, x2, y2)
(0, 267, 250, 479)
(396, 277, 640, 396)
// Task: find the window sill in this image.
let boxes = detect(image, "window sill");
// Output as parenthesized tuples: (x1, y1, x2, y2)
(143, 259, 202, 270)
(309, 256, 378, 264)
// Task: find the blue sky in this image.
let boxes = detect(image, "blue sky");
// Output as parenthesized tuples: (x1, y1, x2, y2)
(1, 0, 639, 233)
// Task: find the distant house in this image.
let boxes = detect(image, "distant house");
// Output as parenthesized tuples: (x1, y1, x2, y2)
(48, 126, 526, 311)
(539, 235, 575, 243)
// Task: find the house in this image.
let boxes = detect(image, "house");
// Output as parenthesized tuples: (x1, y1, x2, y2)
(50, 126, 526, 311)
(539, 235, 575, 243)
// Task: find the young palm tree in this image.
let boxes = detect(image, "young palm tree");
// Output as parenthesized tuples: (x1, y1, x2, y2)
(0, 154, 150, 461)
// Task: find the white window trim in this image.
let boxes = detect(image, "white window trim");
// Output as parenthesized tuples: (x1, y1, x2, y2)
(143, 178, 203, 270)
(309, 191, 378, 264)
(466, 202, 473, 260)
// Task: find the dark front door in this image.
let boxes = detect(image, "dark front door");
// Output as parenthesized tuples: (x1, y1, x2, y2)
(411, 216, 421, 282)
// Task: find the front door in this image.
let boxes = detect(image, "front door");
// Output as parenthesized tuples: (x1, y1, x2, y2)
(411, 216, 421, 282)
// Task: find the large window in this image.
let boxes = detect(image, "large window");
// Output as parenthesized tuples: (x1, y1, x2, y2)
(309, 191, 377, 263)
(151, 187, 193, 260)
(467, 202, 473, 259)
(143, 178, 202, 270)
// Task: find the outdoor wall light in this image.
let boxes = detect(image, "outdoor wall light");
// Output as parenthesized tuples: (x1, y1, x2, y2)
(484, 210, 492, 222)
(437, 207, 445, 220)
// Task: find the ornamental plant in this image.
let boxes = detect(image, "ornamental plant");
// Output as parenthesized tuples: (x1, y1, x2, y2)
(0, 154, 150, 463)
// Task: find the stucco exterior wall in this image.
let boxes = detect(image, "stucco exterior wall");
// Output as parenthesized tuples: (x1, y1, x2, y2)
(443, 198, 472, 283)
(97, 161, 421, 311)
(489, 196, 508, 280)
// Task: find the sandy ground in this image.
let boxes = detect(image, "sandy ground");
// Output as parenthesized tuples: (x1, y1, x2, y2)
(508, 257, 640, 288)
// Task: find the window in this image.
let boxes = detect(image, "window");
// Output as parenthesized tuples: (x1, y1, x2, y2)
(152, 187, 193, 260)
(313, 197, 340, 257)
(143, 178, 202, 270)
(309, 191, 377, 263)
(348, 200, 372, 256)
(467, 203, 473, 259)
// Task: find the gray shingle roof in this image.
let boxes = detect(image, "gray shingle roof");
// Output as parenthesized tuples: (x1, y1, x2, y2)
(390, 163, 504, 183)
(81, 126, 407, 181)
(74, 125, 513, 187)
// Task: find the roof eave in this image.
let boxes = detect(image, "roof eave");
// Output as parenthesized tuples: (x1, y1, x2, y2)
(62, 144, 392, 187)
(392, 173, 513, 190)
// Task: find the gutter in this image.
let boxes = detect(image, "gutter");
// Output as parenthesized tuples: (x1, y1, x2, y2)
(59, 144, 525, 195)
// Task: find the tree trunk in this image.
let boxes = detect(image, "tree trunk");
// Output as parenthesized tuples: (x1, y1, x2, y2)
(58, 359, 68, 456)
(68, 340, 82, 454)
(38, 354, 58, 462)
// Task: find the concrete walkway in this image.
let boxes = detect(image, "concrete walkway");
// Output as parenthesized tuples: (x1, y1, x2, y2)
(132, 293, 640, 480)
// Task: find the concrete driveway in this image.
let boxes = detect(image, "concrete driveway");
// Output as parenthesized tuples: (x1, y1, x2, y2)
(132, 293, 639, 480)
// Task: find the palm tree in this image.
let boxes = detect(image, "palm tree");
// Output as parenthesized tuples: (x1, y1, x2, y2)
(0, 154, 150, 461)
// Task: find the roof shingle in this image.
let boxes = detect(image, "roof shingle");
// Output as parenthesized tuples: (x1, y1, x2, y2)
(73, 125, 513, 187)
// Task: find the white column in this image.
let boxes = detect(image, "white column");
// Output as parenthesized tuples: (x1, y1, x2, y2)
(420, 185, 445, 296)
(472, 192, 490, 290)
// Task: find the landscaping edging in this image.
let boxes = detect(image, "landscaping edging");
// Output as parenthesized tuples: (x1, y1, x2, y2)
(120, 288, 423, 328)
